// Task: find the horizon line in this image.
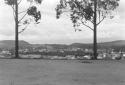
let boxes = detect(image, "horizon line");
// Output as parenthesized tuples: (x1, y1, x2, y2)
(0, 39, 125, 45)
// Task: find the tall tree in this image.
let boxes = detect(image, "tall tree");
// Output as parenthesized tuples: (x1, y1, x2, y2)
(56, 0, 119, 59)
(5, 0, 42, 58)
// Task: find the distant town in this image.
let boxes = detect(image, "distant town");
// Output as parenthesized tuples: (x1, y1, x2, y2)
(0, 40, 125, 60)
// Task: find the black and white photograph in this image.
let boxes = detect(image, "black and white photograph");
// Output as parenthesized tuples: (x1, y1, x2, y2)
(0, 0, 125, 85)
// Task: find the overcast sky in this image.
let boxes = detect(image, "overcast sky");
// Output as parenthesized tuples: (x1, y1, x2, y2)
(0, 0, 125, 44)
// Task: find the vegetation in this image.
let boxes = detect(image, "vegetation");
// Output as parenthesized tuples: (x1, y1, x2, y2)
(56, 0, 120, 59)
(4, 0, 42, 58)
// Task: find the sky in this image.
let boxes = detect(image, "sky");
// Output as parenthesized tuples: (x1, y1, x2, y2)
(0, 0, 125, 44)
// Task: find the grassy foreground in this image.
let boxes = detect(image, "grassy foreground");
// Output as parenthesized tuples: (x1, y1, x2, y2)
(0, 59, 125, 85)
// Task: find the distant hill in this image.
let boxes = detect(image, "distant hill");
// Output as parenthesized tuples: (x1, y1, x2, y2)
(97, 40, 125, 50)
(0, 40, 31, 49)
(99, 40, 125, 46)
(32, 40, 125, 50)
(0, 40, 125, 50)
(70, 43, 92, 48)
(71, 40, 125, 49)
(32, 44, 68, 50)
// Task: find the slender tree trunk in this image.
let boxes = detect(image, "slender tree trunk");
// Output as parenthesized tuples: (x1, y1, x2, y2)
(93, 0, 97, 59)
(15, 0, 19, 58)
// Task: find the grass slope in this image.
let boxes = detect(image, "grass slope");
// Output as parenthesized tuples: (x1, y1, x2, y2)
(0, 60, 125, 85)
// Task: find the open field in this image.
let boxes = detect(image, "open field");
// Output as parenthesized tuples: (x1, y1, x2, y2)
(0, 59, 125, 85)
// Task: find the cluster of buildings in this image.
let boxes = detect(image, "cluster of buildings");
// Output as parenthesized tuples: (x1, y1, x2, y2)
(0, 50, 12, 58)
(0, 47, 125, 60)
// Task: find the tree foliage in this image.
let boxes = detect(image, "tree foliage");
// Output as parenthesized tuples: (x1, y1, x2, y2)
(56, 0, 119, 29)
(5, 0, 16, 5)
(56, 0, 120, 59)
(27, 6, 41, 22)
(5, 0, 42, 5)
(5, 0, 42, 33)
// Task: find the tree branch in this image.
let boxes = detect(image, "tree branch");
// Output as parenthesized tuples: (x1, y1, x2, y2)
(18, 13, 27, 23)
(81, 12, 94, 24)
(81, 20, 94, 31)
(18, 10, 27, 14)
(11, 5, 16, 20)
(89, 19, 94, 24)
(97, 17, 105, 26)
(18, 0, 22, 5)
(18, 24, 29, 34)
